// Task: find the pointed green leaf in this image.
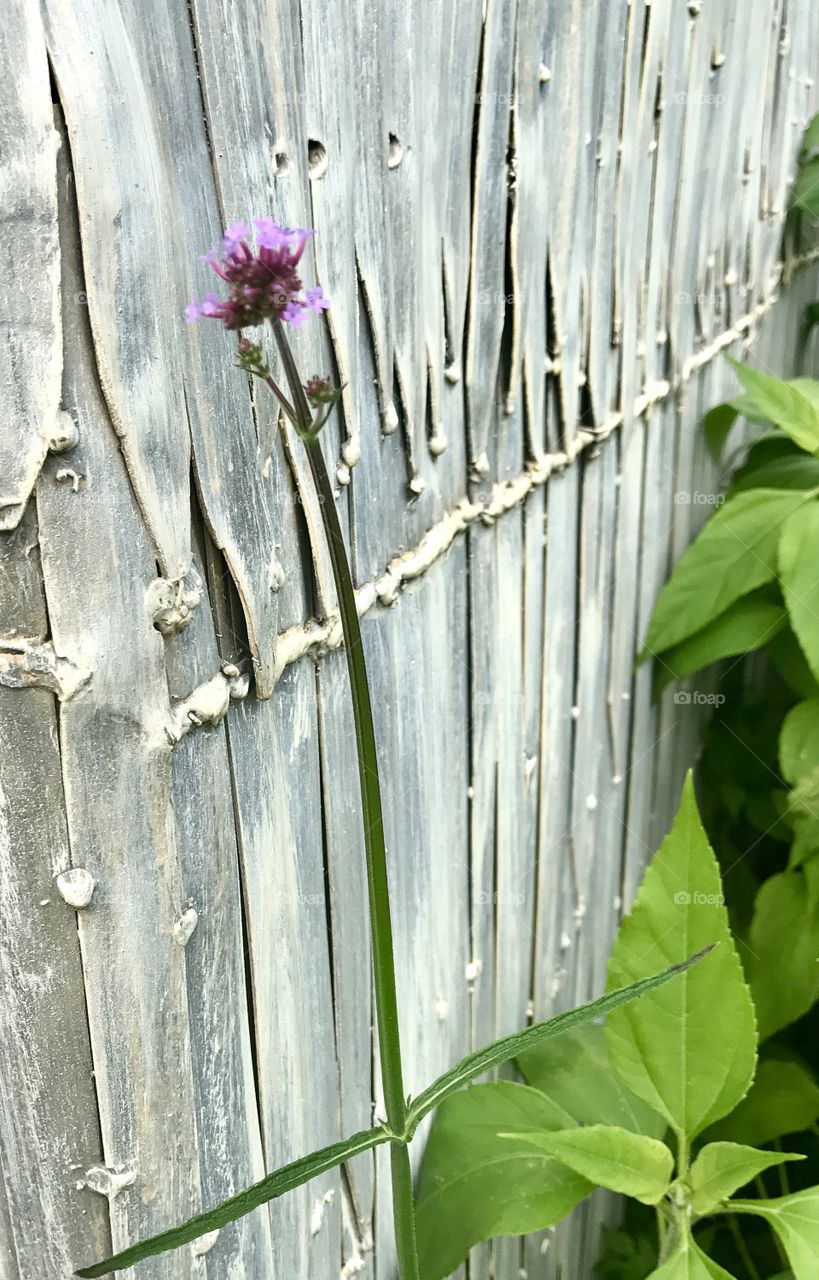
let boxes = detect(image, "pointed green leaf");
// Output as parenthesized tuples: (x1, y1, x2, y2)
(733, 1186, 819, 1280)
(747, 869, 819, 1040)
(517, 1023, 666, 1138)
(727, 361, 819, 453)
(415, 1082, 593, 1280)
(606, 775, 757, 1140)
(688, 1142, 804, 1215)
(407, 952, 709, 1132)
(641, 490, 810, 660)
(780, 700, 819, 786)
(780, 502, 819, 683)
(705, 1058, 819, 1147)
(73, 1127, 388, 1277)
(504, 1124, 674, 1205)
(704, 403, 739, 461)
(647, 1235, 738, 1279)
(653, 590, 786, 692)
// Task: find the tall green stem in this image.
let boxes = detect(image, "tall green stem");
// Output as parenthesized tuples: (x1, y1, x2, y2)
(269, 321, 420, 1279)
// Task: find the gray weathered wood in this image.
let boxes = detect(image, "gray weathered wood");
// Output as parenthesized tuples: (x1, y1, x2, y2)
(1, 4, 817, 1277)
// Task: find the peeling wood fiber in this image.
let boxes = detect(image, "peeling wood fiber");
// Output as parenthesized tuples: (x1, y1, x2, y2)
(0, 2, 818, 1278)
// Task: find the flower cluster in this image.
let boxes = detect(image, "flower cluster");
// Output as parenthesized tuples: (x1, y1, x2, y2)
(186, 219, 330, 330)
(305, 376, 342, 408)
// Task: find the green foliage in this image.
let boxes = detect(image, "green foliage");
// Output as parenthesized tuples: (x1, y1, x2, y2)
(653, 591, 786, 695)
(414, 777, 819, 1278)
(639, 489, 810, 660)
(596, 1223, 658, 1280)
(688, 1143, 804, 1216)
(507, 1125, 673, 1204)
(415, 1083, 593, 1280)
(705, 1058, 819, 1148)
(746, 868, 819, 1040)
(779, 502, 819, 682)
(725, 360, 819, 454)
(605, 777, 756, 1140)
(74, 1128, 389, 1277)
(518, 1023, 666, 1138)
(647, 1237, 737, 1279)
(636, 354, 819, 1280)
(733, 1187, 819, 1279)
(405, 961, 705, 1134)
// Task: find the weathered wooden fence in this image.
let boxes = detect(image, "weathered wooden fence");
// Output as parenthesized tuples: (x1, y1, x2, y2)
(1, 1, 818, 1277)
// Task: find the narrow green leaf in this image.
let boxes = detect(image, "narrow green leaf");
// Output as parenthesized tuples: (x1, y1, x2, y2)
(516, 1023, 666, 1138)
(415, 1082, 593, 1280)
(727, 361, 819, 453)
(653, 590, 786, 693)
(647, 1234, 738, 1278)
(780, 501, 819, 683)
(704, 403, 739, 462)
(732, 1186, 819, 1280)
(407, 951, 710, 1132)
(688, 1142, 804, 1215)
(641, 490, 811, 660)
(74, 1128, 388, 1277)
(705, 1058, 819, 1147)
(747, 868, 819, 1040)
(779, 699, 819, 785)
(606, 775, 757, 1140)
(504, 1124, 674, 1205)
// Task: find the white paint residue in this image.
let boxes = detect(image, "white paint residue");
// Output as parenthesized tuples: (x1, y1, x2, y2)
(83, 1166, 136, 1200)
(435, 997, 448, 1022)
(47, 410, 79, 454)
(382, 402, 399, 434)
(0, 638, 91, 700)
(54, 467, 84, 492)
(164, 667, 250, 745)
(310, 1188, 336, 1236)
(146, 569, 203, 635)
(173, 906, 199, 947)
(55, 868, 96, 909)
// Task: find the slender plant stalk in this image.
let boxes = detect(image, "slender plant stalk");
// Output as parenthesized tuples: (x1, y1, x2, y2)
(269, 320, 420, 1279)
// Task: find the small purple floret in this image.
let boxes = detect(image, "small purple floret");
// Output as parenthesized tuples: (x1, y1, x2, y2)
(186, 218, 330, 331)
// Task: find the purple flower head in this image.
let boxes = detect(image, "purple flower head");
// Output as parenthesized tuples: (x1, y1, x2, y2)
(186, 218, 329, 331)
(305, 287, 330, 314)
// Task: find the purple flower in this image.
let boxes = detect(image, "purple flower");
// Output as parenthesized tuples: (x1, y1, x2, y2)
(222, 221, 252, 253)
(186, 218, 330, 331)
(305, 287, 330, 314)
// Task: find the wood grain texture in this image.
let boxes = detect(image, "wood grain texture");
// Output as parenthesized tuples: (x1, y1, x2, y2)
(0, 2, 61, 529)
(1, 3, 817, 1278)
(38, 126, 203, 1279)
(0, 495, 110, 1280)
